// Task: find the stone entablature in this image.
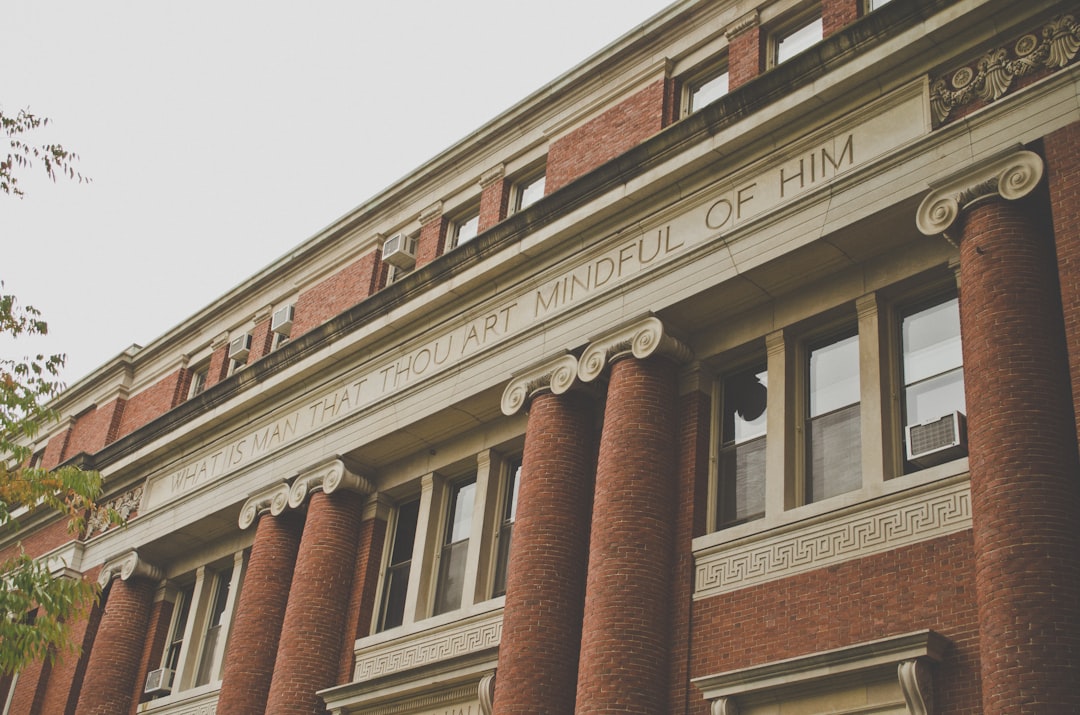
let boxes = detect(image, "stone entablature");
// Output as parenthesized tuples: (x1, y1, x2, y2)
(694, 473, 971, 599)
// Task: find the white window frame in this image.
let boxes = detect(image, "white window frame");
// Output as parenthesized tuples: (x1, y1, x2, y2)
(772, 10, 823, 67)
(450, 209, 480, 249)
(683, 61, 730, 117)
(512, 171, 546, 213)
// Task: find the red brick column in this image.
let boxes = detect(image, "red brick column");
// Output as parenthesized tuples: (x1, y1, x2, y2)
(75, 553, 162, 715)
(264, 462, 371, 715)
(495, 355, 597, 714)
(218, 484, 303, 715)
(574, 318, 687, 714)
(918, 150, 1080, 713)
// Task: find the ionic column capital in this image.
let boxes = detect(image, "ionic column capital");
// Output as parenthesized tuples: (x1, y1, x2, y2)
(238, 481, 292, 529)
(98, 550, 163, 588)
(288, 457, 374, 509)
(501, 353, 581, 416)
(916, 148, 1044, 241)
(578, 315, 692, 383)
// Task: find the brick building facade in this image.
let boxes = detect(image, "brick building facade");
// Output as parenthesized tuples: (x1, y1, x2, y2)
(3, 0, 1080, 713)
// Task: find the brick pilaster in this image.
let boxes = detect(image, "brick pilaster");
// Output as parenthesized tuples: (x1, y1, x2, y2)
(919, 150, 1080, 713)
(264, 489, 365, 714)
(414, 202, 449, 270)
(574, 333, 682, 713)
(726, 14, 762, 91)
(218, 489, 304, 715)
(479, 165, 510, 233)
(338, 514, 387, 682)
(494, 366, 597, 714)
(822, 0, 860, 37)
(74, 555, 161, 715)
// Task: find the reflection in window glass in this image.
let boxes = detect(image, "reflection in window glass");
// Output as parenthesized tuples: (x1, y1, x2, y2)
(718, 364, 767, 527)
(689, 70, 729, 113)
(776, 17, 823, 64)
(454, 213, 480, 247)
(378, 499, 419, 632)
(868, 0, 893, 10)
(515, 175, 546, 212)
(164, 583, 195, 672)
(195, 565, 233, 686)
(806, 331, 861, 502)
(434, 479, 476, 615)
(492, 461, 521, 596)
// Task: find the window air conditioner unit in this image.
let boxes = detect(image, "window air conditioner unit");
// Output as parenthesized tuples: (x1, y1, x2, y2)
(144, 667, 175, 696)
(271, 305, 294, 337)
(906, 411, 967, 468)
(229, 333, 252, 362)
(382, 233, 416, 270)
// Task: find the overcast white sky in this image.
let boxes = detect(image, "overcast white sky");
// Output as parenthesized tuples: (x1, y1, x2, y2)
(2, 0, 674, 386)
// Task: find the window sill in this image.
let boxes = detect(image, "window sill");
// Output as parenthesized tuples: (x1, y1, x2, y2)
(135, 683, 220, 714)
(693, 460, 970, 599)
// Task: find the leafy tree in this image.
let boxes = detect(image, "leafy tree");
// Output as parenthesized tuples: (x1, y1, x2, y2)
(0, 293, 109, 676)
(1, 107, 88, 197)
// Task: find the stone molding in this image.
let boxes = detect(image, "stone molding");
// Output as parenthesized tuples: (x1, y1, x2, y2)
(500, 353, 581, 415)
(98, 549, 163, 587)
(289, 457, 375, 509)
(915, 149, 1044, 241)
(419, 201, 443, 226)
(238, 481, 291, 529)
(694, 630, 948, 715)
(352, 609, 502, 682)
(724, 10, 759, 41)
(479, 164, 506, 188)
(478, 672, 495, 715)
(330, 683, 475, 715)
(695, 478, 971, 599)
(578, 315, 692, 383)
(86, 484, 143, 536)
(137, 689, 218, 715)
(930, 14, 1080, 125)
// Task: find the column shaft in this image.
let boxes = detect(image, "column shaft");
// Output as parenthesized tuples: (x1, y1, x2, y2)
(493, 389, 596, 714)
(575, 356, 678, 714)
(264, 490, 364, 715)
(74, 577, 156, 715)
(958, 198, 1080, 713)
(218, 510, 304, 715)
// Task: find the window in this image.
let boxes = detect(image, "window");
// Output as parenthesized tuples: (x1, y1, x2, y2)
(378, 499, 419, 632)
(867, 0, 892, 10)
(687, 67, 729, 115)
(805, 330, 861, 503)
(901, 295, 965, 471)
(146, 555, 243, 698)
(492, 460, 521, 596)
(434, 478, 476, 615)
(775, 15, 823, 65)
(513, 173, 546, 213)
(188, 364, 208, 399)
(451, 211, 480, 248)
(717, 364, 768, 528)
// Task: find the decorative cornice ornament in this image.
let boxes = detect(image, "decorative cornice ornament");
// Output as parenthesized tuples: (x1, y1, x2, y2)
(500, 353, 581, 415)
(578, 315, 692, 383)
(930, 15, 1080, 125)
(478, 672, 496, 715)
(725, 10, 759, 41)
(898, 658, 935, 715)
(288, 458, 374, 509)
(238, 482, 292, 529)
(98, 550, 163, 587)
(916, 149, 1044, 242)
(86, 485, 143, 536)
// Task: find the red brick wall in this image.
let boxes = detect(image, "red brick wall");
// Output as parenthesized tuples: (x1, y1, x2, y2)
(42, 427, 71, 471)
(337, 517, 387, 683)
(247, 317, 275, 363)
(822, 0, 860, 37)
(728, 26, 763, 91)
(116, 369, 187, 439)
(0, 518, 76, 564)
(7, 637, 51, 714)
(667, 389, 711, 714)
(203, 342, 231, 391)
(479, 177, 510, 233)
(415, 215, 449, 270)
(291, 251, 382, 339)
(65, 399, 125, 459)
(687, 531, 981, 714)
(958, 197, 1080, 712)
(1047, 121, 1080, 450)
(547, 80, 668, 194)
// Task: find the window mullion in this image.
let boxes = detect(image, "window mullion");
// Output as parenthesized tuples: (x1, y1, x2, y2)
(764, 329, 795, 514)
(408, 472, 445, 622)
(856, 293, 890, 492)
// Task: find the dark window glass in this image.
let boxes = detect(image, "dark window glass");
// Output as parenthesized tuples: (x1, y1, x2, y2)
(717, 365, 767, 527)
(195, 565, 233, 686)
(378, 499, 419, 631)
(164, 582, 194, 671)
(806, 331, 861, 502)
(492, 461, 521, 596)
(434, 479, 476, 615)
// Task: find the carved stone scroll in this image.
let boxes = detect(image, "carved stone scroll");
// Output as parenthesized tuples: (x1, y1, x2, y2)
(500, 353, 580, 415)
(238, 482, 292, 529)
(98, 550, 163, 587)
(288, 458, 374, 509)
(578, 315, 692, 383)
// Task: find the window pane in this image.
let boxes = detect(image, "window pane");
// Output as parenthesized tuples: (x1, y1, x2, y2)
(902, 298, 962, 386)
(517, 175, 545, 211)
(906, 368, 965, 427)
(807, 403, 861, 502)
(689, 70, 729, 113)
(379, 564, 411, 631)
(718, 435, 766, 527)
(389, 500, 419, 565)
(809, 333, 859, 416)
(164, 583, 195, 671)
(493, 462, 521, 596)
(722, 365, 768, 445)
(435, 540, 470, 614)
(195, 566, 233, 686)
(446, 481, 476, 544)
(777, 17, 823, 64)
(454, 214, 480, 246)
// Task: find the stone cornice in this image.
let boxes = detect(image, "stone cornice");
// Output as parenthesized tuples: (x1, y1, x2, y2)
(724, 9, 759, 41)
(916, 149, 1044, 241)
(500, 353, 581, 416)
(578, 315, 692, 383)
(238, 481, 292, 529)
(98, 550, 163, 587)
(288, 457, 374, 509)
